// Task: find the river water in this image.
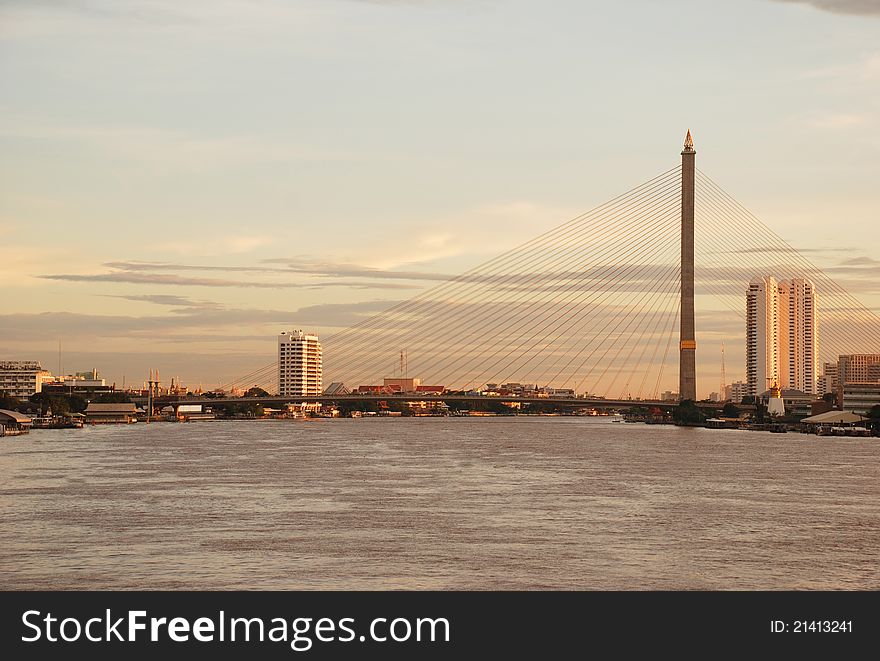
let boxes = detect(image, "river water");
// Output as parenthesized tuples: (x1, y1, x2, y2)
(1, 417, 878, 590)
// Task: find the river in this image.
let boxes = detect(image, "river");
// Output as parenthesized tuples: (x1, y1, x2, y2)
(1, 417, 878, 589)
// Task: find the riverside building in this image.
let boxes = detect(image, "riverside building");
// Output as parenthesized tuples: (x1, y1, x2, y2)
(0, 361, 53, 399)
(746, 277, 818, 396)
(278, 331, 322, 398)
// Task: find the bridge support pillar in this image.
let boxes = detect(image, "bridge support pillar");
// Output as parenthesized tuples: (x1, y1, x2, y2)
(679, 131, 697, 401)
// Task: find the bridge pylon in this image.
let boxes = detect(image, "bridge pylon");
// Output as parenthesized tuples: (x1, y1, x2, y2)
(679, 130, 697, 401)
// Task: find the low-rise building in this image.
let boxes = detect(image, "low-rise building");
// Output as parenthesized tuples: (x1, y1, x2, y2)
(0, 409, 33, 436)
(415, 385, 445, 394)
(817, 362, 838, 397)
(543, 388, 576, 398)
(759, 388, 815, 418)
(84, 402, 138, 424)
(383, 377, 421, 393)
(724, 381, 748, 404)
(841, 383, 880, 415)
(42, 370, 112, 397)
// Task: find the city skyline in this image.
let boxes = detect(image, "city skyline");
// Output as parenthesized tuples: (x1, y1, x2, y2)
(2, 0, 879, 394)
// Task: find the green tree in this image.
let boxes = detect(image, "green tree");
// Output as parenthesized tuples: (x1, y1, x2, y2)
(336, 400, 380, 415)
(672, 399, 706, 424)
(867, 405, 880, 420)
(94, 392, 132, 404)
(0, 390, 22, 411)
(29, 393, 88, 415)
(245, 387, 269, 397)
(489, 399, 515, 415)
(722, 402, 740, 417)
(523, 401, 554, 415)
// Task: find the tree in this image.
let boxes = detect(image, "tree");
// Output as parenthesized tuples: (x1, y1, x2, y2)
(0, 390, 22, 412)
(245, 387, 269, 398)
(30, 392, 89, 414)
(489, 399, 515, 415)
(868, 405, 880, 420)
(722, 402, 740, 418)
(523, 401, 554, 415)
(672, 399, 705, 424)
(336, 400, 379, 415)
(94, 392, 131, 404)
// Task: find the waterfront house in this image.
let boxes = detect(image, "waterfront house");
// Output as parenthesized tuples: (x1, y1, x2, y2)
(0, 409, 33, 436)
(84, 402, 138, 424)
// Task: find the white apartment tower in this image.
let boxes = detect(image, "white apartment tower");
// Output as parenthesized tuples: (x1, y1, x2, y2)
(278, 331, 322, 398)
(746, 277, 817, 397)
(746, 277, 783, 397)
(785, 278, 817, 394)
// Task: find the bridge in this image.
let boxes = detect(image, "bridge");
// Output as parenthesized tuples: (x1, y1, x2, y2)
(148, 132, 879, 407)
(135, 394, 729, 411)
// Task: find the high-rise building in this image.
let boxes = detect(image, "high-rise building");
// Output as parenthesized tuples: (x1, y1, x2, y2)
(278, 331, 322, 398)
(746, 277, 783, 396)
(785, 278, 818, 394)
(746, 277, 818, 396)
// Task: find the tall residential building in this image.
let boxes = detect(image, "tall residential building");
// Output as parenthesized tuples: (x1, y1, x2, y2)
(278, 331, 322, 398)
(746, 277, 783, 396)
(746, 277, 818, 396)
(785, 278, 818, 394)
(0, 361, 53, 399)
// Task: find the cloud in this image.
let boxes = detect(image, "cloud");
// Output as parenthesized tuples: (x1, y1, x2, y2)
(0, 121, 353, 175)
(710, 247, 855, 255)
(0, 300, 399, 344)
(38, 270, 423, 290)
(805, 113, 869, 129)
(105, 261, 286, 274)
(41, 272, 298, 288)
(839, 256, 879, 266)
(263, 257, 455, 282)
(770, 0, 880, 15)
(102, 294, 221, 309)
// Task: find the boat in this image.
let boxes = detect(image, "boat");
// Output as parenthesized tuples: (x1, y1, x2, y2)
(29, 414, 84, 430)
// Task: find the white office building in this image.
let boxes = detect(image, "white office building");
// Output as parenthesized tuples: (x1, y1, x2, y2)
(724, 380, 748, 404)
(0, 361, 54, 399)
(278, 331, 322, 398)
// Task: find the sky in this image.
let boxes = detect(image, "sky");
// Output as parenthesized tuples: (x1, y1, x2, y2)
(1, 0, 878, 394)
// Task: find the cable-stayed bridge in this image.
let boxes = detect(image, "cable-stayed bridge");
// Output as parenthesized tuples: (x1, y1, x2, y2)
(214, 133, 879, 402)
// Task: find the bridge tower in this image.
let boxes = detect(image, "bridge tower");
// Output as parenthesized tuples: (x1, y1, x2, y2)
(679, 130, 697, 401)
